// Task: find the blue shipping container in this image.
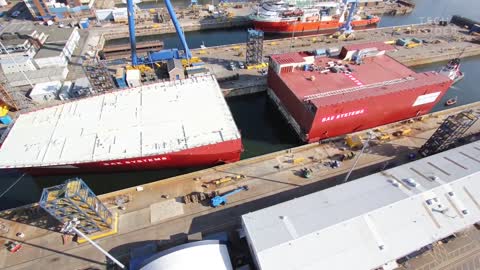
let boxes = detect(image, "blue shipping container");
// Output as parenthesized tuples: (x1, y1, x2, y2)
(80, 18, 90, 29)
(115, 77, 127, 88)
(0, 115, 12, 125)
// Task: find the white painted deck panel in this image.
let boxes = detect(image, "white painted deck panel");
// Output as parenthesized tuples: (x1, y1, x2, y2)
(0, 75, 240, 168)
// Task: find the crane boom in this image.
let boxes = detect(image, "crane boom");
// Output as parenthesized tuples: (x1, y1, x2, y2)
(340, 0, 359, 34)
(164, 0, 192, 59)
(126, 0, 138, 65)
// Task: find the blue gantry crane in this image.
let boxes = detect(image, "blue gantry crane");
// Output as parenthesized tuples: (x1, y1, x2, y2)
(210, 186, 249, 207)
(340, 0, 359, 34)
(126, 0, 192, 66)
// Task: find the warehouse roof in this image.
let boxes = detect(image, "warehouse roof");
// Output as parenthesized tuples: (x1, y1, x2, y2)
(34, 42, 65, 58)
(29, 81, 62, 97)
(242, 141, 480, 270)
(0, 75, 240, 168)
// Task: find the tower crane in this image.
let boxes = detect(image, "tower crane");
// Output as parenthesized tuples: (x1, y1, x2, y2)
(126, 0, 192, 66)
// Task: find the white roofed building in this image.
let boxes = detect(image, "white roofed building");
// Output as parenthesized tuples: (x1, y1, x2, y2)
(29, 81, 62, 102)
(139, 240, 233, 270)
(242, 141, 480, 270)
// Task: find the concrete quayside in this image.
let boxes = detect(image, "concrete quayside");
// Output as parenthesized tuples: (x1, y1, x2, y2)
(1, 100, 480, 269)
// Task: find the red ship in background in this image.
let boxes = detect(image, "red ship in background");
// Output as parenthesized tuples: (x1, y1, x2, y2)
(266, 42, 461, 143)
(250, 0, 380, 34)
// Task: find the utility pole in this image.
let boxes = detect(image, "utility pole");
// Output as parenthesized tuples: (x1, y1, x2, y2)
(290, 21, 297, 50)
(343, 131, 373, 183)
(62, 219, 125, 269)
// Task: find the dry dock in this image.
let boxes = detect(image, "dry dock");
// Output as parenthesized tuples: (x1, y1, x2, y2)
(202, 23, 480, 96)
(1, 102, 480, 269)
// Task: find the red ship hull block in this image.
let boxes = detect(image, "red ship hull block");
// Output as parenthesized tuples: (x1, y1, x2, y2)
(20, 139, 242, 175)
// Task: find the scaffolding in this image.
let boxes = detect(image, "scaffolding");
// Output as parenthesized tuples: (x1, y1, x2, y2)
(419, 110, 479, 156)
(246, 29, 264, 67)
(39, 178, 113, 234)
(83, 59, 115, 95)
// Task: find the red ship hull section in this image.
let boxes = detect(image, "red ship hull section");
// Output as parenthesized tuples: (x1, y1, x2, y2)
(253, 17, 380, 33)
(20, 139, 242, 175)
(268, 70, 452, 143)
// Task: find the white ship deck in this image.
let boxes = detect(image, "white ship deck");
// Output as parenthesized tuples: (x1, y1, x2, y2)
(0, 75, 240, 168)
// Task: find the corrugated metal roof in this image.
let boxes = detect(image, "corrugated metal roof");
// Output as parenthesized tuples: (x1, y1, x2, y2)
(0, 75, 240, 168)
(242, 141, 480, 270)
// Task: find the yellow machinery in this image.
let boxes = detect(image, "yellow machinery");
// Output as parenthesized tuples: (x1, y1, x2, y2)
(406, 42, 421, 49)
(126, 65, 154, 73)
(292, 157, 305, 164)
(346, 135, 363, 148)
(376, 133, 391, 141)
(181, 57, 203, 67)
(247, 62, 268, 70)
(384, 40, 396, 45)
(0, 106, 8, 117)
(211, 175, 246, 186)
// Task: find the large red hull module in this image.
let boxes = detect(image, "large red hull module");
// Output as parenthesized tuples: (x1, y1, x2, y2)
(267, 42, 453, 143)
(0, 75, 242, 175)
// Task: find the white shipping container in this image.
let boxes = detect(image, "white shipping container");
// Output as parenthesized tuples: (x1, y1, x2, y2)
(126, 69, 141, 88)
(112, 8, 128, 21)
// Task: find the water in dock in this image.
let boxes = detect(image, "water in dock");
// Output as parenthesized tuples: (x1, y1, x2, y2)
(1, 0, 480, 211)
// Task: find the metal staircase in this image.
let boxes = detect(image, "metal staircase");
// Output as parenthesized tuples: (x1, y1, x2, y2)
(419, 110, 478, 157)
(246, 29, 264, 66)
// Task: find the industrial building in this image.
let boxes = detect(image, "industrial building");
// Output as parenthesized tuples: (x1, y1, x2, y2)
(95, 8, 128, 22)
(137, 240, 233, 270)
(242, 141, 480, 270)
(0, 25, 79, 86)
(5, 66, 69, 87)
(33, 28, 80, 68)
(24, 0, 95, 20)
(28, 81, 62, 102)
(0, 31, 47, 73)
(167, 59, 185, 80)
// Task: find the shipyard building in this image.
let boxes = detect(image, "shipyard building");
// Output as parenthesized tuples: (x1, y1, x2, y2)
(242, 141, 480, 270)
(0, 23, 80, 88)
